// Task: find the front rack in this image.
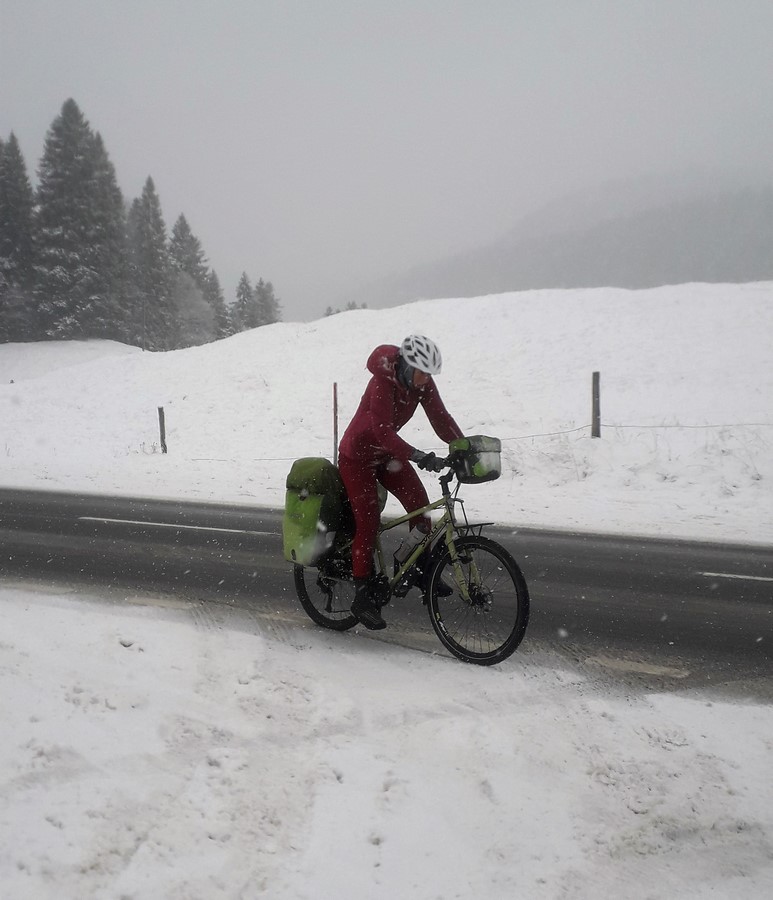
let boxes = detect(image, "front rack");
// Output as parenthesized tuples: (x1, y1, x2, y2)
(456, 522, 494, 538)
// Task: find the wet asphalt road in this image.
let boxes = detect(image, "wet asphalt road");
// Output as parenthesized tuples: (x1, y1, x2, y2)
(1, 487, 771, 699)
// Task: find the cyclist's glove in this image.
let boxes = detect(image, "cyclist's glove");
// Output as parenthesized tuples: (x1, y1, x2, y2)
(411, 450, 446, 473)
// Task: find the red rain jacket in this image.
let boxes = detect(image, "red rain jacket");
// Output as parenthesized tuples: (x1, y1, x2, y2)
(339, 344, 463, 463)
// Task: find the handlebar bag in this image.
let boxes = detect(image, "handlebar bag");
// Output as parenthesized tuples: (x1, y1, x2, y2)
(448, 435, 502, 483)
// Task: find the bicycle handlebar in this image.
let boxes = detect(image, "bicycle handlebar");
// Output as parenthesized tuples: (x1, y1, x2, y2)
(437, 461, 461, 498)
(439, 449, 464, 470)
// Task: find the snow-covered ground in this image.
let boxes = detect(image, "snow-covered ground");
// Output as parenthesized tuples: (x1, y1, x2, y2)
(1, 283, 772, 897)
(1, 581, 771, 899)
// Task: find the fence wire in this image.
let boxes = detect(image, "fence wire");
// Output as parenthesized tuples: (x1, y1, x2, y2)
(189, 421, 773, 463)
(499, 421, 773, 443)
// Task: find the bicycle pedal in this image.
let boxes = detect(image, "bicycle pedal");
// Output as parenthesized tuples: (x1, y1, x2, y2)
(392, 580, 411, 599)
(392, 572, 418, 598)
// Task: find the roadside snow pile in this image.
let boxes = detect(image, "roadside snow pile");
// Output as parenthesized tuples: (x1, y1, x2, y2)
(1, 584, 771, 898)
(1, 282, 771, 543)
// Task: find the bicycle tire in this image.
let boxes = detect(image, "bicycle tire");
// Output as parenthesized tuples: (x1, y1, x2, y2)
(294, 563, 359, 631)
(426, 535, 529, 665)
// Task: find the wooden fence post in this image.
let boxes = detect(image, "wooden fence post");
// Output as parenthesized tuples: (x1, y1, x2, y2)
(591, 371, 601, 438)
(333, 383, 339, 465)
(158, 406, 168, 453)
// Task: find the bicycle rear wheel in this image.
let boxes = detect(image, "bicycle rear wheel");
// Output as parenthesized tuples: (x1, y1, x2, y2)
(294, 559, 358, 631)
(426, 535, 529, 665)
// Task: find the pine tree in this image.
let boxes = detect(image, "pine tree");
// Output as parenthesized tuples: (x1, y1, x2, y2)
(232, 272, 256, 331)
(254, 278, 282, 326)
(0, 133, 36, 341)
(169, 213, 216, 346)
(33, 99, 128, 339)
(0, 136, 6, 338)
(169, 214, 209, 286)
(267, 281, 282, 323)
(87, 132, 130, 339)
(126, 177, 175, 350)
(173, 270, 214, 347)
(203, 270, 231, 338)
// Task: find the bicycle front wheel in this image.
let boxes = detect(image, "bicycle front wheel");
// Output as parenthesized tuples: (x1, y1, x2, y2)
(426, 535, 529, 665)
(294, 562, 358, 631)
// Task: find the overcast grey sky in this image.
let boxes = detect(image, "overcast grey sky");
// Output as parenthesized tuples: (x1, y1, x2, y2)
(2, 0, 773, 320)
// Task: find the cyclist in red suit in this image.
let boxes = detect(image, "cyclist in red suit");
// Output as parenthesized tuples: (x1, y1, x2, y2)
(338, 335, 463, 630)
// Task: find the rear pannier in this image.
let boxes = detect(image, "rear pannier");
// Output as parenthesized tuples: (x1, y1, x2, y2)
(282, 457, 348, 565)
(448, 435, 502, 484)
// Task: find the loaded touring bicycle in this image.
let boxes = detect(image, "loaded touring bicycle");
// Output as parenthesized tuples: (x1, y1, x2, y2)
(283, 436, 529, 666)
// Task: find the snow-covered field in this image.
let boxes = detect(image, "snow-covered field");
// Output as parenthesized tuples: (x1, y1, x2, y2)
(1, 283, 772, 897)
(2, 282, 772, 543)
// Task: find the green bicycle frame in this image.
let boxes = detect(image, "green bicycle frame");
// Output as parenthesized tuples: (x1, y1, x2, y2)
(374, 477, 473, 602)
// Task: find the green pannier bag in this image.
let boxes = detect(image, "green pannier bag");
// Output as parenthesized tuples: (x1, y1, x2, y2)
(283, 457, 347, 565)
(448, 435, 502, 484)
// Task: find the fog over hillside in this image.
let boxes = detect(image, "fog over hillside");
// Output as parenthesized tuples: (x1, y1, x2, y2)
(345, 177, 773, 310)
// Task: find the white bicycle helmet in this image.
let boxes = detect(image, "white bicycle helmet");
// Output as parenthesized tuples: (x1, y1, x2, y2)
(400, 334, 442, 375)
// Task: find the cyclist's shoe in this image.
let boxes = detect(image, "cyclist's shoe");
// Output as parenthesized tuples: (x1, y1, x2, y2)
(351, 578, 387, 630)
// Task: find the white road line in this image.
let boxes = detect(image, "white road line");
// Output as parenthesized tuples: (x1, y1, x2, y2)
(698, 571, 773, 583)
(77, 516, 277, 537)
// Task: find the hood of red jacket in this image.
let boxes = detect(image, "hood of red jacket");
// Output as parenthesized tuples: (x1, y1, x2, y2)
(366, 344, 400, 379)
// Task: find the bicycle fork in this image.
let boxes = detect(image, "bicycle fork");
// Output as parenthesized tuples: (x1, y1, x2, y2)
(441, 520, 474, 604)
